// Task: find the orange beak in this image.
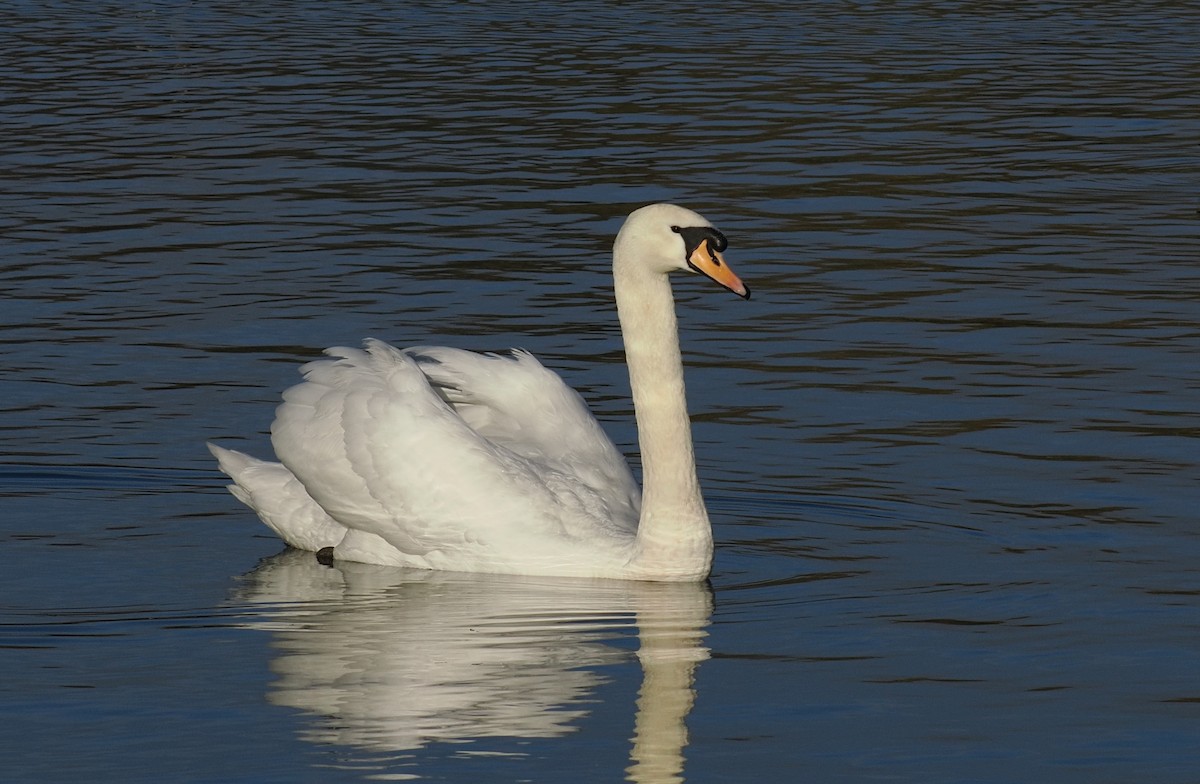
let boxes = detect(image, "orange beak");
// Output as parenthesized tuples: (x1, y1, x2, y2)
(688, 238, 750, 299)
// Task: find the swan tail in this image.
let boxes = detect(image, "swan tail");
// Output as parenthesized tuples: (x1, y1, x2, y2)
(208, 443, 347, 551)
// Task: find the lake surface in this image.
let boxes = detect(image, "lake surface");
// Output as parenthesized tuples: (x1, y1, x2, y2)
(2, 1, 1198, 781)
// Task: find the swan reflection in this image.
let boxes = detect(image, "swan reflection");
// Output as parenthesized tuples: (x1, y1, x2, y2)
(234, 550, 711, 782)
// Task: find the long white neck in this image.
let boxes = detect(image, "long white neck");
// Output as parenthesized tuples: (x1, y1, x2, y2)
(614, 249, 713, 580)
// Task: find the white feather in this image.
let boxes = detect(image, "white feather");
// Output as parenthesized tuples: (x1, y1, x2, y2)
(210, 203, 747, 580)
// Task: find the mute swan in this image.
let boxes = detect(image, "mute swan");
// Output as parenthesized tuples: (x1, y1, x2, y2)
(209, 203, 749, 581)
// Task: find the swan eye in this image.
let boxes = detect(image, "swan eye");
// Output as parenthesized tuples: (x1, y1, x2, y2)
(671, 226, 682, 233)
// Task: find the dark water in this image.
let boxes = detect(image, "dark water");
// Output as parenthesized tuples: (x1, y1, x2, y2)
(3, 1, 1198, 781)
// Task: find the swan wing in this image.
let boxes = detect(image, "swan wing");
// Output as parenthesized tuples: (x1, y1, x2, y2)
(404, 345, 640, 521)
(269, 340, 636, 570)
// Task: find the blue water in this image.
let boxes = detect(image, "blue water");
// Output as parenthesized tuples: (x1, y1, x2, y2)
(3, 1, 1198, 781)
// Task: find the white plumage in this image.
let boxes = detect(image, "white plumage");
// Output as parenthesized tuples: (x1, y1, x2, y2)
(210, 203, 748, 580)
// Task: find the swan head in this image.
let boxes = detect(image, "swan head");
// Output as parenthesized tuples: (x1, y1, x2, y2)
(615, 203, 750, 299)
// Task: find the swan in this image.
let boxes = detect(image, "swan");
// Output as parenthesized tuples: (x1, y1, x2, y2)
(209, 203, 749, 581)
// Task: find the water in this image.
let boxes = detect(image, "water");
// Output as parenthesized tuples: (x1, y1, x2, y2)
(2, 1, 1198, 781)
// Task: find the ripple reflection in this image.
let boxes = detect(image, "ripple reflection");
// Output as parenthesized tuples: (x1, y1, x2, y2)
(233, 550, 711, 782)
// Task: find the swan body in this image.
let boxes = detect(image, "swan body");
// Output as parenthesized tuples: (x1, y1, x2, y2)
(210, 203, 748, 581)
